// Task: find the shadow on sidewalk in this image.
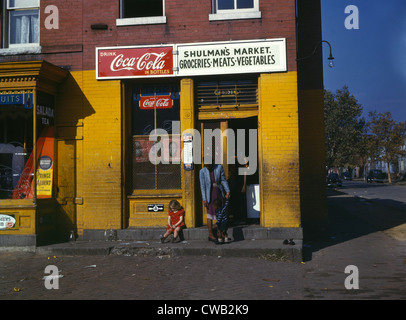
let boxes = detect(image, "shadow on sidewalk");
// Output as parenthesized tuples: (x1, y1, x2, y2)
(303, 188, 406, 261)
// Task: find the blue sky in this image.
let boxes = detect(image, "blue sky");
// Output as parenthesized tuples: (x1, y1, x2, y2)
(321, 1, 406, 121)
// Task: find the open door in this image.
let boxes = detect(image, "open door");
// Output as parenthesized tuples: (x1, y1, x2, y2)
(197, 117, 259, 226)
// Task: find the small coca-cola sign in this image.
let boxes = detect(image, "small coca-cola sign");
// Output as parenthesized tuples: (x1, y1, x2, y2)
(140, 95, 173, 110)
(97, 46, 174, 79)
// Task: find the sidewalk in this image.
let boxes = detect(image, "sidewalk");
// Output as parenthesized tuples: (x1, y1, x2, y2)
(34, 226, 303, 262)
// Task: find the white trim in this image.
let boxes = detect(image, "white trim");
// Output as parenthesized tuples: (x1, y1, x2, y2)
(7, 0, 39, 9)
(0, 45, 41, 55)
(209, 11, 261, 21)
(116, 16, 167, 26)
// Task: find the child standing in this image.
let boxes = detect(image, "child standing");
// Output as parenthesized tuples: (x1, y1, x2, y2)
(160, 200, 185, 243)
(213, 198, 230, 244)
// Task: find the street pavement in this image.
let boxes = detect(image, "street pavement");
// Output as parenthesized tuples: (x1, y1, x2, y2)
(340, 180, 406, 212)
(0, 182, 405, 303)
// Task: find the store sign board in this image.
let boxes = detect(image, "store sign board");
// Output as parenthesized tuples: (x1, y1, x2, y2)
(97, 46, 175, 79)
(176, 38, 287, 76)
(139, 95, 173, 110)
(96, 39, 286, 79)
(0, 93, 33, 109)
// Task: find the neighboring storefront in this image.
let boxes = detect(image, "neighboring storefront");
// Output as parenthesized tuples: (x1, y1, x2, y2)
(0, 61, 68, 246)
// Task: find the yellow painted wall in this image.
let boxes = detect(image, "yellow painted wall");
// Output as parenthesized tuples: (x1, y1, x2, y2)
(53, 70, 323, 233)
(258, 72, 301, 228)
(56, 70, 122, 235)
(128, 195, 182, 227)
(180, 78, 196, 228)
(0, 206, 35, 235)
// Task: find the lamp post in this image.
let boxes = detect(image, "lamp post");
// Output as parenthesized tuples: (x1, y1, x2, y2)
(297, 40, 335, 68)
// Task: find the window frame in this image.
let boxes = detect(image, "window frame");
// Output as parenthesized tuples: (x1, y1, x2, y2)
(2, 0, 40, 49)
(7, 0, 39, 10)
(130, 83, 182, 192)
(116, 0, 167, 26)
(209, 0, 261, 21)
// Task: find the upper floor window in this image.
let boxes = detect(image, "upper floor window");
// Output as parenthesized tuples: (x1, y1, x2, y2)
(210, 0, 261, 21)
(3, 0, 39, 47)
(117, 0, 166, 26)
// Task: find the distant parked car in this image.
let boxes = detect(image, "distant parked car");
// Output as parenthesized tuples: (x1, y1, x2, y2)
(327, 173, 342, 188)
(341, 172, 352, 180)
(367, 169, 385, 183)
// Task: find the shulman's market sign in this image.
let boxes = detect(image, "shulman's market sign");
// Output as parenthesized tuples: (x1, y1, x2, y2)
(96, 38, 286, 80)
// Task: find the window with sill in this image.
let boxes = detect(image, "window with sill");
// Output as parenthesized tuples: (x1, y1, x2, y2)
(210, 0, 261, 21)
(2, 0, 39, 48)
(131, 84, 181, 191)
(117, 0, 166, 26)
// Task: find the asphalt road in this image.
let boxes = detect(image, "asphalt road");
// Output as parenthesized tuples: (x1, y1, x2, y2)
(337, 180, 406, 211)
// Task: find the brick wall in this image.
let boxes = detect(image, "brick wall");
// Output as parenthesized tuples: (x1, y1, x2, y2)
(56, 70, 122, 233)
(1, 0, 298, 72)
(258, 72, 301, 228)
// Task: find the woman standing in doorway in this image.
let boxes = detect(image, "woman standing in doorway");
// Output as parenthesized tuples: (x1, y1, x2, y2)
(199, 161, 230, 242)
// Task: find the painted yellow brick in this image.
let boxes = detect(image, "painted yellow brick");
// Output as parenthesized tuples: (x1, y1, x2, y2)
(258, 72, 301, 228)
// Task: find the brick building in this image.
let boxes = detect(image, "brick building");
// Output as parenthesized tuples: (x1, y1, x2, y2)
(0, 0, 327, 247)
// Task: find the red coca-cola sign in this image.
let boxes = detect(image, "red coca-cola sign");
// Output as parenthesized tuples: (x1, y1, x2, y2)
(97, 46, 174, 79)
(140, 95, 173, 110)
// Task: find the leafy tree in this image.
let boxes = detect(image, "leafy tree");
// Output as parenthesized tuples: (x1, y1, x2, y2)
(367, 111, 406, 183)
(324, 86, 366, 172)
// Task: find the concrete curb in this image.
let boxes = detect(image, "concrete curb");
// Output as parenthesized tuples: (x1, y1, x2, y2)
(35, 239, 303, 262)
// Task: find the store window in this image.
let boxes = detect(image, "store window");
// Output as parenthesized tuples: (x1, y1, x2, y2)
(0, 91, 55, 200)
(117, 0, 166, 26)
(2, 0, 40, 48)
(0, 91, 33, 199)
(209, 0, 261, 21)
(131, 84, 181, 191)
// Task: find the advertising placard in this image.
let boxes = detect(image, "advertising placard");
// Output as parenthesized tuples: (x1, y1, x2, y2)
(176, 38, 287, 76)
(0, 214, 17, 230)
(97, 46, 175, 79)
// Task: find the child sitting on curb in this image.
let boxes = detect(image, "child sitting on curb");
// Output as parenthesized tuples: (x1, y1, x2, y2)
(160, 200, 185, 243)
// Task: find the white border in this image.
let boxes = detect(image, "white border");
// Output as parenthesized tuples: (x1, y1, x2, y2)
(176, 38, 287, 77)
(209, 11, 261, 21)
(116, 16, 167, 26)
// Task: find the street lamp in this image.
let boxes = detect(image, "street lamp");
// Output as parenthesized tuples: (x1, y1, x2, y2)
(297, 40, 335, 68)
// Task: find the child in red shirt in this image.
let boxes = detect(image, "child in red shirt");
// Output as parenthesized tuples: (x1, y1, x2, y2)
(160, 200, 185, 243)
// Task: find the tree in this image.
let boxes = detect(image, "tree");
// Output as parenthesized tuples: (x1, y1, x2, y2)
(367, 111, 406, 183)
(324, 86, 366, 172)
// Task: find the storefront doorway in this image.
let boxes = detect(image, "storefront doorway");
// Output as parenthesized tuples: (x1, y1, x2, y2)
(197, 116, 259, 226)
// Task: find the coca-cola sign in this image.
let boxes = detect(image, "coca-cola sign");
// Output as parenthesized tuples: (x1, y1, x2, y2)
(140, 95, 173, 110)
(97, 46, 174, 79)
